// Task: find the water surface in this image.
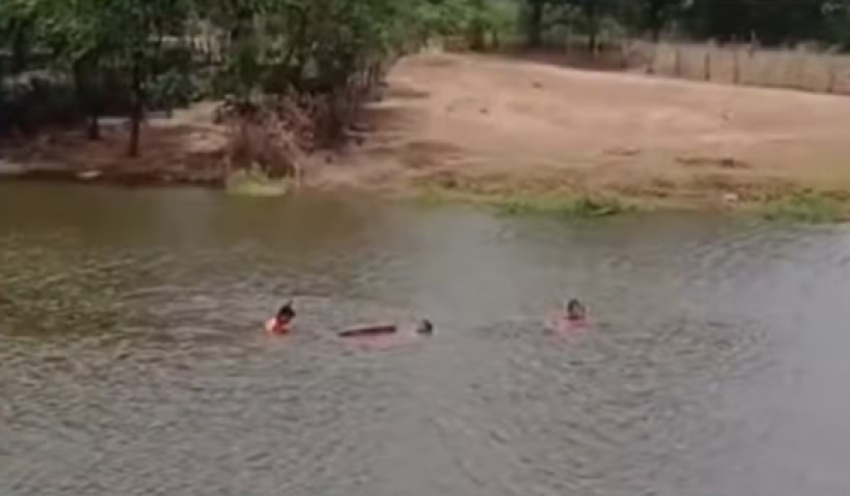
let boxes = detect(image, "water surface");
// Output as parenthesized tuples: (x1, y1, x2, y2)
(2, 184, 850, 496)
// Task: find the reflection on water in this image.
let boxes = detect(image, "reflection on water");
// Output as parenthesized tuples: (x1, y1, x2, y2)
(2, 183, 850, 495)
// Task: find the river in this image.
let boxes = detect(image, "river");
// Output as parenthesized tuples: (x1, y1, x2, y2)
(2, 183, 850, 496)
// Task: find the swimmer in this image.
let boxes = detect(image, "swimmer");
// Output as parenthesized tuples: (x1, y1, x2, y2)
(565, 299, 587, 322)
(416, 319, 434, 336)
(266, 300, 296, 335)
(544, 299, 588, 333)
(339, 318, 434, 350)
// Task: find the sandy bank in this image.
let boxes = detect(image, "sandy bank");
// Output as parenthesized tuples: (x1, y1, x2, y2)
(324, 52, 850, 215)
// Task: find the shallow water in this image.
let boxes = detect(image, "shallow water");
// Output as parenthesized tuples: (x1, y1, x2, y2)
(2, 183, 850, 496)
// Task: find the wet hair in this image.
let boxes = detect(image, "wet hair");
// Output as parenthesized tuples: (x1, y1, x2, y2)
(566, 299, 586, 320)
(417, 319, 434, 336)
(277, 301, 296, 321)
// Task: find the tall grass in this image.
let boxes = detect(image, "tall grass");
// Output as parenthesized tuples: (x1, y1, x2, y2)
(760, 192, 848, 223)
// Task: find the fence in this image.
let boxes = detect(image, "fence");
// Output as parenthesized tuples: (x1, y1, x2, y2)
(636, 42, 850, 94)
(446, 33, 850, 96)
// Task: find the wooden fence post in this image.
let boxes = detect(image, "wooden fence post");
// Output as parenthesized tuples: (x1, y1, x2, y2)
(647, 42, 656, 74)
(827, 57, 838, 93)
(797, 50, 807, 91)
(675, 45, 683, 78)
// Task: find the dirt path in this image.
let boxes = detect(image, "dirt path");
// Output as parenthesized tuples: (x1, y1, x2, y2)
(327, 52, 850, 208)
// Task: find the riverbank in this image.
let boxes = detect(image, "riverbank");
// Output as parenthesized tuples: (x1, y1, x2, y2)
(0, 103, 230, 187)
(329, 52, 850, 220)
(5, 53, 850, 219)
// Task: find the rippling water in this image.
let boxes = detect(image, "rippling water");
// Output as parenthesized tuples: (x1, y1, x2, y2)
(2, 183, 850, 496)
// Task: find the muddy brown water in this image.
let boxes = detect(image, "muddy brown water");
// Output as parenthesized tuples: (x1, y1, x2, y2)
(2, 183, 850, 496)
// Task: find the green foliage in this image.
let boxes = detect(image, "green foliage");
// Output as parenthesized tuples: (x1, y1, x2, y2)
(761, 192, 848, 223)
(496, 194, 631, 217)
(5, 0, 850, 150)
(3, 0, 468, 147)
(517, 0, 850, 48)
(225, 165, 291, 197)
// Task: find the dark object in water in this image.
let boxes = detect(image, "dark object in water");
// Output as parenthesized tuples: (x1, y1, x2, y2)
(417, 319, 434, 335)
(277, 300, 295, 320)
(266, 299, 296, 335)
(338, 324, 398, 338)
(566, 299, 587, 321)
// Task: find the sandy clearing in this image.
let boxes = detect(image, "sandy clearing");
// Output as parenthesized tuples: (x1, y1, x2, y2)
(328, 52, 850, 206)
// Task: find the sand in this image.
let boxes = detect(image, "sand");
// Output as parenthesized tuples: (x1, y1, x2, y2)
(325, 52, 850, 208)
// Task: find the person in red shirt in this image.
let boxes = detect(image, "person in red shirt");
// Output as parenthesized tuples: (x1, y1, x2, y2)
(265, 301, 296, 335)
(565, 299, 586, 322)
(562, 298, 588, 330)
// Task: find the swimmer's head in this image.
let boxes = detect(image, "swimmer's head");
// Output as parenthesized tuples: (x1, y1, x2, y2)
(416, 319, 434, 336)
(276, 300, 296, 324)
(566, 299, 586, 321)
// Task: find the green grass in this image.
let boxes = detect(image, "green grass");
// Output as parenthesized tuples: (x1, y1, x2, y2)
(412, 181, 850, 224)
(760, 192, 849, 223)
(494, 195, 632, 218)
(412, 185, 634, 218)
(225, 166, 291, 197)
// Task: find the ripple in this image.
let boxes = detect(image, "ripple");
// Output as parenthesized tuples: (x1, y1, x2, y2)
(3, 187, 850, 496)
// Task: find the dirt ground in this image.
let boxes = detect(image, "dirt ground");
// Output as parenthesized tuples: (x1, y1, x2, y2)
(324, 52, 850, 208)
(0, 102, 229, 186)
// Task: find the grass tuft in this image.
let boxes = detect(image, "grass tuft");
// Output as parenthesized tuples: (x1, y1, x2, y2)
(225, 165, 291, 197)
(760, 192, 848, 223)
(494, 194, 632, 218)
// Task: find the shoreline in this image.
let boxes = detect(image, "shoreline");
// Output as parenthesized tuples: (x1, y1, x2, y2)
(2, 157, 849, 223)
(0, 161, 224, 188)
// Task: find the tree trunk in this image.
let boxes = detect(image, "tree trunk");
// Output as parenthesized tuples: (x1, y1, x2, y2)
(10, 26, 31, 74)
(127, 60, 144, 158)
(469, 23, 486, 51)
(73, 60, 102, 141)
(648, 2, 664, 43)
(128, 103, 142, 158)
(650, 18, 662, 43)
(88, 115, 101, 140)
(586, 0, 599, 55)
(527, 0, 544, 48)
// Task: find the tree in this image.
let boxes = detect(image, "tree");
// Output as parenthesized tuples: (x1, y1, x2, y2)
(26, 0, 193, 154)
(640, 0, 682, 41)
(36, 0, 108, 139)
(111, 0, 192, 157)
(554, 0, 614, 52)
(525, 0, 547, 47)
(0, 0, 40, 74)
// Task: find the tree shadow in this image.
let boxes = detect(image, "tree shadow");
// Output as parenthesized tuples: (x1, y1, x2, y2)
(0, 115, 229, 186)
